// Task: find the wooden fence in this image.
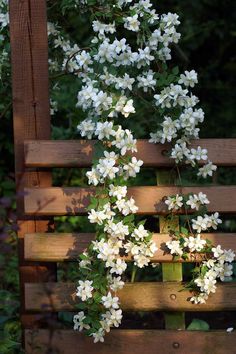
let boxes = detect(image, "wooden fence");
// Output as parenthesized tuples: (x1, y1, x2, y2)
(9, 1, 236, 353)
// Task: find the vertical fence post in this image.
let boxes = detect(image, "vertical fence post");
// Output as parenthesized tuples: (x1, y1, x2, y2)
(9, 0, 56, 329)
(157, 169, 185, 330)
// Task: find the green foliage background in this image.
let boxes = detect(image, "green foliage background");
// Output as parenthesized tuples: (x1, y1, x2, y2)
(0, 0, 236, 352)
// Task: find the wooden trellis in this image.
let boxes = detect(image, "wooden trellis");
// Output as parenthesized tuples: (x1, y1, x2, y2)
(9, 1, 236, 353)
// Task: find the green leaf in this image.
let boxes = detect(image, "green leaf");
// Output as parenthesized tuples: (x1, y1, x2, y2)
(172, 66, 179, 75)
(75, 303, 86, 310)
(92, 141, 105, 164)
(180, 227, 189, 235)
(123, 214, 135, 224)
(187, 319, 210, 331)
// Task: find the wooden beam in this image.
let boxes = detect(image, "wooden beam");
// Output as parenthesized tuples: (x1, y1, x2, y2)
(24, 139, 236, 167)
(24, 233, 236, 262)
(9, 0, 56, 328)
(25, 329, 236, 354)
(24, 186, 236, 215)
(25, 282, 236, 312)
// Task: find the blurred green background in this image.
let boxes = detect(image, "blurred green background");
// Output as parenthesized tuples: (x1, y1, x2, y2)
(0, 0, 236, 352)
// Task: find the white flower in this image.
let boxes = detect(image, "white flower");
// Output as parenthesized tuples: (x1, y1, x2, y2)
(75, 50, 92, 70)
(155, 84, 189, 108)
(79, 252, 91, 269)
(123, 157, 143, 178)
(186, 192, 209, 210)
(110, 259, 127, 275)
(88, 209, 106, 225)
(166, 240, 183, 256)
(149, 131, 163, 144)
(131, 224, 149, 241)
(116, 197, 138, 215)
(106, 308, 123, 327)
(122, 99, 136, 118)
(95, 121, 116, 140)
(92, 328, 105, 343)
(184, 234, 206, 252)
(190, 146, 208, 162)
(170, 142, 190, 163)
(92, 21, 116, 37)
(109, 184, 127, 200)
(161, 116, 180, 143)
(219, 263, 233, 281)
(161, 12, 180, 27)
(190, 293, 208, 304)
(192, 215, 209, 233)
(94, 239, 120, 263)
(137, 70, 156, 92)
(86, 168, 100, 186)
(227, 327, 234, 333)
(165, 194, 183, 211)
(112, 128, 137, 155)
(97, 152, 119, 180)
(114, 73, 135, 90)
(76, 280, 93, 301)
(134, 254, 149, 268)
(0, 12, 9, 27)
(206, 212, 222, 230)
(124, 14, 140, 32)
(212, 245, 224, 259)
(101, 292, 119, 309)
(178, 70, 198, 88)
(223, 249, 235, 263)
(107, 275, 125, 291)
(73, 311, 90, 331)
(77, 119, 96, 139)
(104, 220, 129, 240)
(113, 38, 127, 54)
(93, 90, 113, 114)
(202, 277, 217, 294)
(198, 161, 217, 178)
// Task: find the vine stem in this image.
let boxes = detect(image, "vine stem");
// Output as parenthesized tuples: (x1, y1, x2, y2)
(131, 265, 137, 283)
(176, 164, 195, 236)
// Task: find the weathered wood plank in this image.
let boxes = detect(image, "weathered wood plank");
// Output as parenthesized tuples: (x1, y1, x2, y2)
(9, 0, 56, 328)
(24, 139, 236, 167)
(24, 233, 236, 262)
(25, 282, 236, 312)
(25, 329, 236, 354)
(24, 186, 236, 215)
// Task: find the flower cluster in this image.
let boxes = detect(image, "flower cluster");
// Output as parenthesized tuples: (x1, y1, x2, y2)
(165, 193, 235, 303)
(150, 81, 216, 177)
(69, 0, 236, 342)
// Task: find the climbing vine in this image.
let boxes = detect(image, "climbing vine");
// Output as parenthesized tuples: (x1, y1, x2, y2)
(67, 0, 235, 343)
(0, 0, 234, 344)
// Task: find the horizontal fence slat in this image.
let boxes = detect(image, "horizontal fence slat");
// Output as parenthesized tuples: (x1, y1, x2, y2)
(24, 233, 236, 262)
(24, 139, 236, 167)
(25, 282, 236, 312)
(24, 186, 236, 215)
(25, 329, 236, 354)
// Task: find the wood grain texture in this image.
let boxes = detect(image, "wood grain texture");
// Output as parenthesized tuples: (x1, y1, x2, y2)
(9, 0, 56, 328)
(25, 282, 236, 312)
(24, 139, 236, 167)
(24, 186, 236, 215)
(24, 233, 236, 262)
(25, 329, 236, 354)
